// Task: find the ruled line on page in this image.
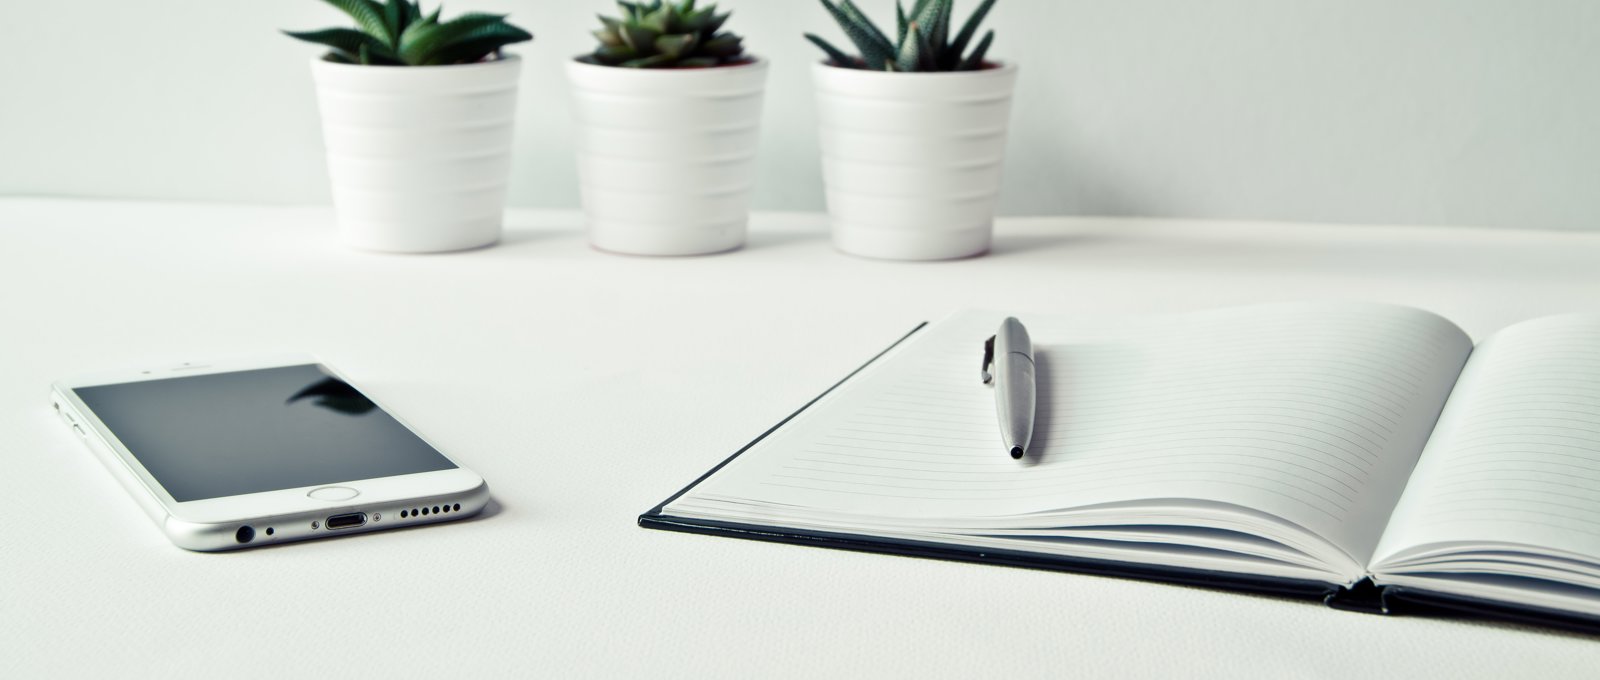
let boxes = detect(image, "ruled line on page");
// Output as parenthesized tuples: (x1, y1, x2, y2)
(770, 466, 1356, 504)
(851, 410, 1385, 452)
(786, 452, 1364, 495)
(756, 476, 1347, 521)
(679, 304, 1471, 558)
(798, 442, 1365, 507)
(1380, 315, 1600, 558)
(1412, 517, 1600, 542)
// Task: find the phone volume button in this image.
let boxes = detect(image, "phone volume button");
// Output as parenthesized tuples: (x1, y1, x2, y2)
(71, 423, 86, 437)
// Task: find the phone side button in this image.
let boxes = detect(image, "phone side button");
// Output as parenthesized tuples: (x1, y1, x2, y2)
(71, 424, 86, 437)
(307, 486, 360, 501)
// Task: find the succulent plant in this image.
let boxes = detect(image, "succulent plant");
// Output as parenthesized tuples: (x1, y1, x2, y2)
(805, 0, 996, 72)
(285, 0, 532, 66)
(581, 0, 748, 68)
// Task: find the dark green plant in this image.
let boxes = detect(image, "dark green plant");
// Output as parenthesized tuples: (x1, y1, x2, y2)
(805, 0, 996, 72)
(285, 0, 532, 66)
(580, 0, 748, 68)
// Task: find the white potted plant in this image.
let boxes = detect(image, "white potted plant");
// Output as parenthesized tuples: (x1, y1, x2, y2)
(567, 1, 768, 256)
(285, 0, 533, 253)
(806, 0, 1014, 260)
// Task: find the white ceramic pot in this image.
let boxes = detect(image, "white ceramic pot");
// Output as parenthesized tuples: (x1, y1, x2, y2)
(567, 57, 768, 256)
(311, 56, 521, 253)
(813, 61, 1018, 260)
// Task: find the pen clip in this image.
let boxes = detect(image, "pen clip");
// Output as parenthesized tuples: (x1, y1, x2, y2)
(981, 335, 996, 385)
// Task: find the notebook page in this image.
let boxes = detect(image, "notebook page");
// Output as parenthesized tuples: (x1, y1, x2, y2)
(1372, 314, 1600, 570)
(674, 303, 1471, 565)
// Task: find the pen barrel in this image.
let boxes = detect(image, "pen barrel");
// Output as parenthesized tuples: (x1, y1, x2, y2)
(996, 356, 1037, 454)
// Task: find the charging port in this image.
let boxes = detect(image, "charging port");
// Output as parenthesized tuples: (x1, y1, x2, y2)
(326, 512, 367, 530)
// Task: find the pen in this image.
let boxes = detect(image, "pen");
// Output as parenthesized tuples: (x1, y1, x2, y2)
(981, 317, 1037, 460)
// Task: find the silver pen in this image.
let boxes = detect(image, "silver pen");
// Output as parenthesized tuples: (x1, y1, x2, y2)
(981, 317, 1037, 460)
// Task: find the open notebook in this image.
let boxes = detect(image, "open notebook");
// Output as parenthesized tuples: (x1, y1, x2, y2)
(641, 303, 1600, 633)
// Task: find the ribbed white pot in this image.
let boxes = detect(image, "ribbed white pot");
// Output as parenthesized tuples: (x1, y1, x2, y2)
(813, 61, 1018, 260)
(567, 57, 768, 256)
(311, 56, 521, 253)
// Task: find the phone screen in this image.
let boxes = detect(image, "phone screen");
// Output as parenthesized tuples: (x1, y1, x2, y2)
(72, 364, 456, 502)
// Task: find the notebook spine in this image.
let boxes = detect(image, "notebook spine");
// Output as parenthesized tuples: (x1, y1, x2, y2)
(1324, 578, 1392, 615)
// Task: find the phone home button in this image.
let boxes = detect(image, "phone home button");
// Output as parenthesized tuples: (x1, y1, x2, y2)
(307, 486, 360, 502)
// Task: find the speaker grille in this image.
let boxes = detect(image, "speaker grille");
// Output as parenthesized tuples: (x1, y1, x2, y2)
(400, 503, 462, 519)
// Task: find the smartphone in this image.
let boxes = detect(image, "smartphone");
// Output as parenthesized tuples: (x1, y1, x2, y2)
(51, 355, 489, 551)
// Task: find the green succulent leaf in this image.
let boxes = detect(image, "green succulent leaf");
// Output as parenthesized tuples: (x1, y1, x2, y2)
(700, 33, 742, 57)
(401, 12, 513, 64)
(895, 23, 923, 72)
(819, 0, 893, 70)
(810, 0, 1000, 72)
(932, 0, 953, 54)
(958, 28, 993, 70)
(592, 45, 636, 62)
(805, 33, 855, 67)
(620, 24, 660, 51)
(682, 6, 716, 32)
(622, 54, 677, 68)
(895, 0, 908, 47)
(584, 0, 747, 68)
(382, 0, 407, 48)
(946, 0, 995, 69)
(639, 4, 672, 33)
(703, 11, 731, 35)
(282, 3, 533, 67)
(910, 0, 943, 63)
(839, 1, 897, 55)
(910, 0, 934, 31)
(424, 22, 534, 65)
(322, 0, 392, 44)
(655, 33, 696, 58)
(285, 27, 373, 58)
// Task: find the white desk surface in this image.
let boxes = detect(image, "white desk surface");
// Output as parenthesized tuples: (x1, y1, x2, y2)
(4, 198, 1600, 677)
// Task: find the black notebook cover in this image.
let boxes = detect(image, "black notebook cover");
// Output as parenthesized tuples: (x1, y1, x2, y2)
(639, 323, 1600, 636)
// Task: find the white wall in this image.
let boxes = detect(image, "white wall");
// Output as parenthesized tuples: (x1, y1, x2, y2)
(1, 0, 1597, 229)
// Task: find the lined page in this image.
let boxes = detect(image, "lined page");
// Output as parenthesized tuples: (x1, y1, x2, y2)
(1373, 314, 1600, 568)
(677, 303, 1471, 564)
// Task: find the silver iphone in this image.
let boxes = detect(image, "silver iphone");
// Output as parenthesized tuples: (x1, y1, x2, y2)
(52, 355, 490, 551)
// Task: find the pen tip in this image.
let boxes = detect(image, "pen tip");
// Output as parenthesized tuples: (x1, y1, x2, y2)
(1010, 446, 1024, 460)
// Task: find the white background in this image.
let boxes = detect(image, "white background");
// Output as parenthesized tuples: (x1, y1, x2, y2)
(2, 0, 1598, 229)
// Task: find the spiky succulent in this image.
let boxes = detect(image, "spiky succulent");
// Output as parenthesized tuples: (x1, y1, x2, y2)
(285, 0, 532, 66)
(806, 0, 996, 72)
(581, 1, 748, 69)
